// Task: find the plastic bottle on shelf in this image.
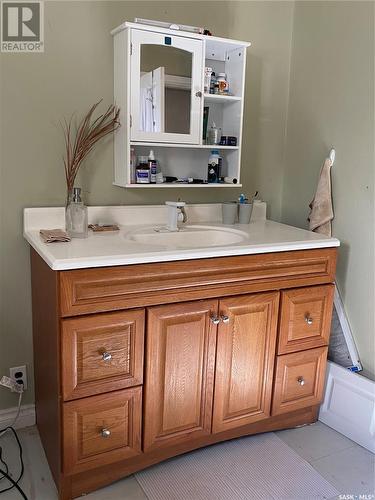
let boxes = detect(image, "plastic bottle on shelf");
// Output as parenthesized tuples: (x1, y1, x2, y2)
(129, 147, 136, 184)
(148, 150, 157, 183)
(217, 73, 229, 94)
(207, 150, 222, 183)
(209, 72, 216, 94)
(207, 122, 221, 145)
(136, 156, 150, 183)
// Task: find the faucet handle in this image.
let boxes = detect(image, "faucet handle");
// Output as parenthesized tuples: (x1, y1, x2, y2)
(166, 201, 186, 207)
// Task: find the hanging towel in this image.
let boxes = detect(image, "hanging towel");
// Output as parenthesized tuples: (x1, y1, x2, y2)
(141, 86, 154, 132)
(308, 157, 334, 236)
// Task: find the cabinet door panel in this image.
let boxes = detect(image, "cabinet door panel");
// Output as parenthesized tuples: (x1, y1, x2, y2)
(144, 300, 218, 451)
(130, 29, 203, 144)
(212, 292, 279, 433)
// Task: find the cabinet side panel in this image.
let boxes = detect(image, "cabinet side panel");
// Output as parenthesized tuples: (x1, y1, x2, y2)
(113, 29, 129, 187)
(30, 249, 61, 486)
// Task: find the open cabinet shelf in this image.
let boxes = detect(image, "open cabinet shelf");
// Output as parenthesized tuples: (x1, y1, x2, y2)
(203, 93, 242, 103)
(112, 21, 250, 188)
(122, 183, 243, 188)
(130, 141, 239, 150)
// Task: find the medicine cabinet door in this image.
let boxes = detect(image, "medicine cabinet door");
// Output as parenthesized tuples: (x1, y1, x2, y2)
(130, 29, 203, 144)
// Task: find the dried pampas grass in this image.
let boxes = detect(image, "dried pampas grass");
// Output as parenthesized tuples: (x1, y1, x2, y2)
(62, 100, 120, 200)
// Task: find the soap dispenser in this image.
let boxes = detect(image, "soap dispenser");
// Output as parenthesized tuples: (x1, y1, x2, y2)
(66, 187, 88, 238)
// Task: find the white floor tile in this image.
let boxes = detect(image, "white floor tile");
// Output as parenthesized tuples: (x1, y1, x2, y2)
(276, 421, 356, 462)
(85, 475, 148, 499)
(1, 424, 373, 499)
(311, 444, 375, 495)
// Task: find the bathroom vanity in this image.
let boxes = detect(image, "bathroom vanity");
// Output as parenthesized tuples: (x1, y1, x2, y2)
(24, 204, 339, 499)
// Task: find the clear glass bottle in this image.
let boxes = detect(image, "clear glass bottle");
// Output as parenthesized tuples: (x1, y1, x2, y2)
(65, 187, 88, 238)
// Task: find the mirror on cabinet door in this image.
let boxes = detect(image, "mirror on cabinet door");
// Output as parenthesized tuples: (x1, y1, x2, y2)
(130, 29, 203, 144)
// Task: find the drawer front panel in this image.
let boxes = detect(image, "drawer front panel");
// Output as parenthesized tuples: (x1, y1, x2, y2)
(272, 347, 328, 416)
(60, 249, 337, 317)
(62, 309, 144, 400)
(63, 388, 142, 474)
(278, 285, 334, 354)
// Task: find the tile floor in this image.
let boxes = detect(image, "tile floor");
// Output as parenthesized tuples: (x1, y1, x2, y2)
(0, 422, 373, 499)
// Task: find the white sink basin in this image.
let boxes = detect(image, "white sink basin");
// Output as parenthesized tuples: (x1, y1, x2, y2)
(125, 225, 248, 249)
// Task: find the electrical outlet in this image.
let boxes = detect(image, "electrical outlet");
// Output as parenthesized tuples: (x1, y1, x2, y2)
(9, 365, 27, 391)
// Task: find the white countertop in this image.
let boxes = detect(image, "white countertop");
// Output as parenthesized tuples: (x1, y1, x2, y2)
(23, 204, 339, 271)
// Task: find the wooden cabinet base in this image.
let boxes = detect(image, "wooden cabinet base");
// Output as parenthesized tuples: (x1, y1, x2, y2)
(30, 248, 336, 500)
(57, 405, 319, 500)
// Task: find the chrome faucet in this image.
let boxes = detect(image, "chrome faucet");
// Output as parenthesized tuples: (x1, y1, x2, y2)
(165, 201, 187, 232)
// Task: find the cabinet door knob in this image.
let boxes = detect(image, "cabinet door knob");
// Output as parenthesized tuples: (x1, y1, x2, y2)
(221, 315, 230, 324)
(195, 91, 202, 98)
(304, 316, 313, 325)
(101, 428, 111, 438)
(297, 377, 305, 386)
(210, 316, 220, 325)
(102, 351, 112, 362)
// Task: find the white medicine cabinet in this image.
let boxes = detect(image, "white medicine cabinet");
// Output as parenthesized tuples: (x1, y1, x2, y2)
(111, 20, 250, 188)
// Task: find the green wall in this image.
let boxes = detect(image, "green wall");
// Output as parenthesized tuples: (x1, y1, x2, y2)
(282, 1, 375, 378)
(2, 1, 372, 413)
(0, 1, 294, 410)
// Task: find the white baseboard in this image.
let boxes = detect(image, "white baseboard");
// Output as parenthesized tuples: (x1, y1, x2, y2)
(319, 361, 375, 453)
(0, 403, 36, 430)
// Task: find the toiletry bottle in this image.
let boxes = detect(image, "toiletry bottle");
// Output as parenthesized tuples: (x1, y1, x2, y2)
(136, 156, 150, 183)
(209, 71, 216, 94)
(148, 150, 157, 183)
(217, 73, 229, 94)
(130, 147, 136, 184)
(207, 122, 220, 145)
(207, 150, 222, 183)
(66, 187, 88, 238)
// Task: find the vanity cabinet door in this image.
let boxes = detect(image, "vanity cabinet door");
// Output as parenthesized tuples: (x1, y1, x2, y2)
(143, 300, 218, 451)
(130, 29, 203, 144)
(212, 292, 279, 433)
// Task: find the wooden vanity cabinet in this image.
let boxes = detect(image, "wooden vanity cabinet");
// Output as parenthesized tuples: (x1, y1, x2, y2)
(30, 247, 337, 499)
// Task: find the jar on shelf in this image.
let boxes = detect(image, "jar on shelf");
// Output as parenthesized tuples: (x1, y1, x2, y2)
(207, 122, 221, 145)
(217, 73, 229, 94)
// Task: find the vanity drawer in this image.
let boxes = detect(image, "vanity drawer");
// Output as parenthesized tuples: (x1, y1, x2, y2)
(278, 284, 334, 354)
(62, 309, 144, 400)
(59, 249, 337, 317)
(272, 347, 328, 416)
(63, 387, 142, 474)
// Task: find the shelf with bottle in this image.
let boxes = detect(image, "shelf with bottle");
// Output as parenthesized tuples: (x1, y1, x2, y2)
(124, 144, 241, 188)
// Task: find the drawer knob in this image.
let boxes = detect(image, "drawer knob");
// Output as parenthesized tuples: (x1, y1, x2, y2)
(211, 316, 220, 325)
(297, 377, 305, 386)
(305, 316, 313, 325)
(102, 351, 112, 362)
(101, 428, 111, 438)
(221, 315, 230, 324)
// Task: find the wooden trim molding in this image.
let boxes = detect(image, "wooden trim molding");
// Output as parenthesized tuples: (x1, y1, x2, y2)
(60, 249, 337, 317)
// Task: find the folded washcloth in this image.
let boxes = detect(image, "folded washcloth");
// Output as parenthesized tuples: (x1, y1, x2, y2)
(308, 157, 334, 237)
(40, 229, 71, 243)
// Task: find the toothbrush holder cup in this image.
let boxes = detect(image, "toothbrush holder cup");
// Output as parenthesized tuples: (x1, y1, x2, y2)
(222, 202, 238, 224)
(238, 202, 253, 224)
